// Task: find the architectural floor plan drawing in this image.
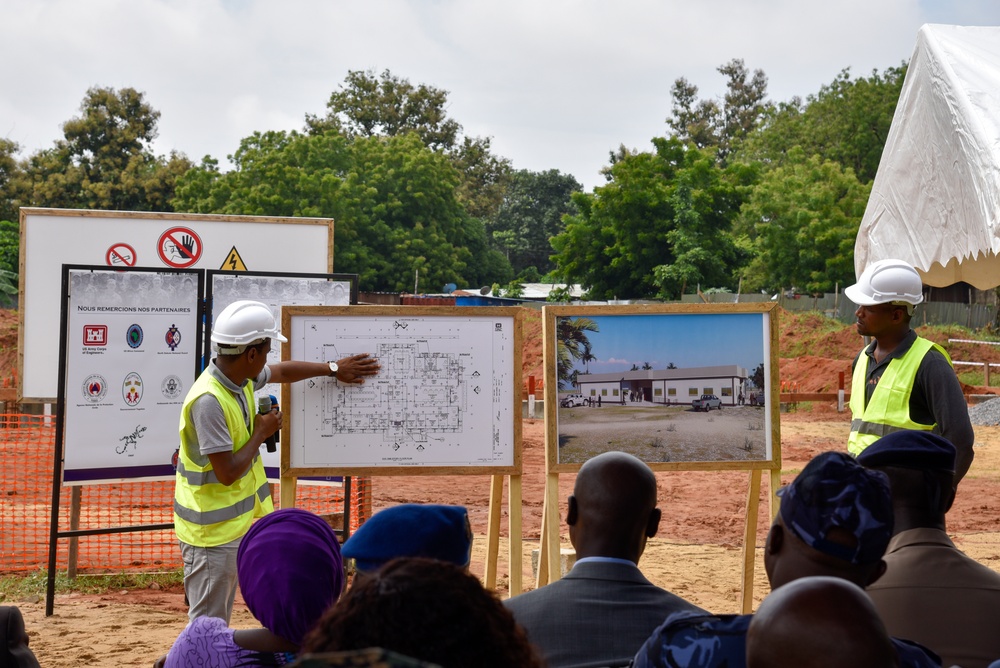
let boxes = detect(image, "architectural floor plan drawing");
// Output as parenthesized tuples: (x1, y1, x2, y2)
(320, 341, 466, 440)
(287, 312, 517, 469)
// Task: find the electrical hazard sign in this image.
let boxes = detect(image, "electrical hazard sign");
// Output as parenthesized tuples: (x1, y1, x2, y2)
(158, 227, 203, 268)
(221, 246, 248, 271)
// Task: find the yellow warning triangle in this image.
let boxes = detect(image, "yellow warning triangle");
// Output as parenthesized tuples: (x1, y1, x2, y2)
(221, 246, 248, 271)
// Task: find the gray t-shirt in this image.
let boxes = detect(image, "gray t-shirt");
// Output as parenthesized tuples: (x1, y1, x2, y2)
(182, 361, 271, 468)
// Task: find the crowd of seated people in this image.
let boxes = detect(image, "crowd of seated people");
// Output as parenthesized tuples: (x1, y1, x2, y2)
(130, 430, 1000, 668)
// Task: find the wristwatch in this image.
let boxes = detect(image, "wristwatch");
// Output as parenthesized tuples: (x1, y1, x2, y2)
(328, 361, 339, 377)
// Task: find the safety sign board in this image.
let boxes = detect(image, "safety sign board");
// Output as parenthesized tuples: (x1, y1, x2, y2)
(221, 246, 248, 271)
(105, 243, 137, 267)
(158, 227, 203, 268)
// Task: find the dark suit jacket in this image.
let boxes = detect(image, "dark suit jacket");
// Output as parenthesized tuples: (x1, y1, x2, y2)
(503, 560, 705, 668)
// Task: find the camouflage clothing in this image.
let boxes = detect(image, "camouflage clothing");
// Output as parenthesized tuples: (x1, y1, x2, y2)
(633, 611, 941, 668)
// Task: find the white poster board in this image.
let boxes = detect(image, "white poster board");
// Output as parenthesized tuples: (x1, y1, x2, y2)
(283, 306, 522, 475)
(19, 208, 333, 402)
(60, 266, 202, 483)
(206, 271, 357, 478)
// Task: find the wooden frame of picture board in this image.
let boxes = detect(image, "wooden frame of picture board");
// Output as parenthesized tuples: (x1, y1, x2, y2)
(537, 302, 782, 613)
(278, 304, 525, 593)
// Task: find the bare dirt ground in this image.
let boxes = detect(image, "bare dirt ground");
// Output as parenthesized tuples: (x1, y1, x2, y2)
(8, 307, 1000, 666)
(557, 403, 768, 464)
(17, 413, 1000, 667)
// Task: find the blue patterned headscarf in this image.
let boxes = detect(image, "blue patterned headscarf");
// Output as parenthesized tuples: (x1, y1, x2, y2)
(778, 451, 893, 564)
(237, 508, 344, 645)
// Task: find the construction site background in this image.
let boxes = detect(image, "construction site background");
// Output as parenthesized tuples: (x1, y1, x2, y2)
(0, 412, 369, 574)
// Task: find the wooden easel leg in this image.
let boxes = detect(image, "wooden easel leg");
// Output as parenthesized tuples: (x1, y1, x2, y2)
(740, 468, 762, 614)
(769, 467, 782, 522)
(279, 474, 298, 509)
(540, 472, 561, 588)
(484, 474, 504, 590)
(508, 474, 522, 596)
(536, 487, 549, 589)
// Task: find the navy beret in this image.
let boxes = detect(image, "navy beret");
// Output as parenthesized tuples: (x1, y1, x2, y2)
(778, 451, 893, 565)
(856, 430, 957, 473)
(343, 504, 472, 573)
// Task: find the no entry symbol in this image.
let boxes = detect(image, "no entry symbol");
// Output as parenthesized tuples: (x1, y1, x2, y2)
(158, 227, 203, 268)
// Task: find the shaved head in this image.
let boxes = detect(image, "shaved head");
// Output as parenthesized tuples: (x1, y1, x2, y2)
(747, 576, 897, 668)
(568, 451, 659, 562)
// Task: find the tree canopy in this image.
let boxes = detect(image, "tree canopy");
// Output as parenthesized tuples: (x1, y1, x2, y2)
(551, 137, 754, 299)
(173, 129, 511, 292)
(0, 62, 912, 303)
(735, 148, 869, 294)
(307, 69, 511, 220)
(735, 64, 906, 184)
(668, 58, 769, 164)
(486, 169, 581, 278)
(6, 86, 192, 214)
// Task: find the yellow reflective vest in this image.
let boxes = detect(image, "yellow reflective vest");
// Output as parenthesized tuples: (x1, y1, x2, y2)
(848, 336, 949, 456)
(173, 371, 273, 547)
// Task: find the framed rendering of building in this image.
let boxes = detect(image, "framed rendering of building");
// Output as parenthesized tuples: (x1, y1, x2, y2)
(543, 302, 780, 472)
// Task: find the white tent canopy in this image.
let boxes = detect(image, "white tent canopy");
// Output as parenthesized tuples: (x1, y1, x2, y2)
(855, 24, 1000, 289)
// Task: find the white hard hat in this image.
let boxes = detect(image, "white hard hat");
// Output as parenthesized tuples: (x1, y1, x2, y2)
(845, 259, 924, 307)
(211, 300, 287, 354)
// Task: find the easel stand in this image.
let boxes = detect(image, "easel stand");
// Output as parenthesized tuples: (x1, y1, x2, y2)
(280, 471, 524, 596)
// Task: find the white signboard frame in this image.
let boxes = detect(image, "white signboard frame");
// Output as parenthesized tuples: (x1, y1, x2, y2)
(19, 208, 334, 402)
(58, 265, 202, 483)
(206, 270, 358, 478)
(282, 306, 523, 476)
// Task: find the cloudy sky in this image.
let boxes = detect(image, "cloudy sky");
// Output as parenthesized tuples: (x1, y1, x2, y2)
(2, 0, 998, 191)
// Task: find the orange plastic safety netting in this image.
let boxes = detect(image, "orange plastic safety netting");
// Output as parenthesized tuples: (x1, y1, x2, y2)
(0, 413, 370, 573)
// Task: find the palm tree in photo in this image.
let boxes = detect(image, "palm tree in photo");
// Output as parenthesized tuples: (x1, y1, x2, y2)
(557, 317, 599, 389)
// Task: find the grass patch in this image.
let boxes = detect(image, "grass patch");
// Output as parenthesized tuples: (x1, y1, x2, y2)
(958, 370, 989, 387)
(0, 568, 183, 602)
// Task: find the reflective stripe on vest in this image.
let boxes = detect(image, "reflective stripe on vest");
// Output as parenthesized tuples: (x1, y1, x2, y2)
(847, 336, 949, 456)
(173, 478, 271, 526)
(173, 370, 273, 547)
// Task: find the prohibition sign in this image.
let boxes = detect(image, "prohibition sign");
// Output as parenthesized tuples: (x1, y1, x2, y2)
(106, 243, 137, 267)
(158, 227, 203, 268)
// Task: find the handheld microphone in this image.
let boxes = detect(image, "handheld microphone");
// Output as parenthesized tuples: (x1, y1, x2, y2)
(257, 395, 279, 453)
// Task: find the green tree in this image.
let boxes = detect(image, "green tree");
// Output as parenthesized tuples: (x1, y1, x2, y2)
(0, 220, 18, 307)
(736, 64, 906, 184)
(0, 139, 21, 222)
(552, 137, 754, 300)
(173, 130, 511, 292)
(735, 148, 870, 293)
(13, 87, 192, 212)
(306, 69, 512, 220)
(307, 69, 460, 150)
(668, 59, 770, 163)
(556, 317, 598, 389)
(486, 169, 581, 276)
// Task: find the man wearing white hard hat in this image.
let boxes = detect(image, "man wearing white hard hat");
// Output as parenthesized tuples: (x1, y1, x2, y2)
(173, 300, 379, 623)
(844, 259, 974, 483)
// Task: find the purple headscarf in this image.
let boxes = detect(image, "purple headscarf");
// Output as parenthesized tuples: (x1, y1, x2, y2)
(237, 508, 344, 646)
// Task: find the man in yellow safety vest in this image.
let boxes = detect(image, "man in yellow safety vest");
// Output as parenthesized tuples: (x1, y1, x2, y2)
(845, 259, 974, 483)
(174, 300, 379, 622)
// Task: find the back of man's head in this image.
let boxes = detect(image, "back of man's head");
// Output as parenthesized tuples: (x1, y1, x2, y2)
(568, 451, 659, 562)
(856, 430, 957, 529)
(766, 451, 894, 589)
(747, 576, 898, 668)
